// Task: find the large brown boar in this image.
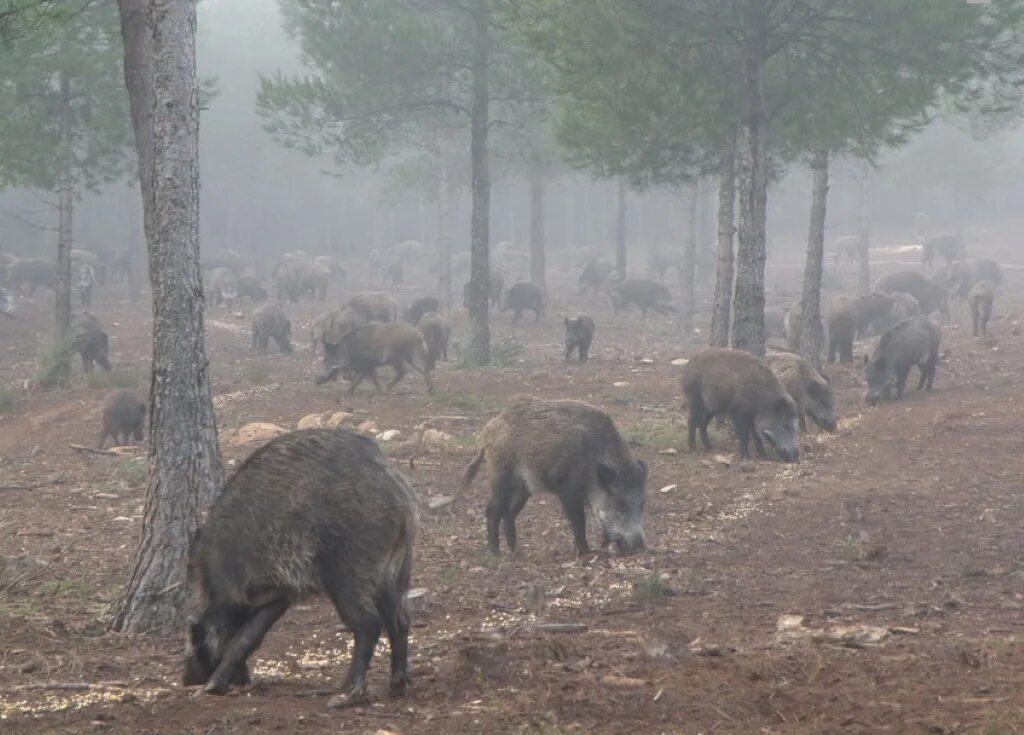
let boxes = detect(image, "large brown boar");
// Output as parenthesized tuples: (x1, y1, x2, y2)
(680, 348, 800, 462)
(463, 396, 647, 556)
(5, 258, 54, 294)
(863, 315, 941, 405)
(874, 270, 949, 323)
(417, 311, 449, 369)
(503, 281, 545, 323)
(98, 390, 146, 449)
(314, 323, 433, 395)
(969, 280, 994, 337)
(313, 306, 370, 365)
(183, 429, 417, 706)
(766, 351, 837, 432)
(609, 278, 675, 318)
(251, 303, 292, 354)
(349, 290, 399, 323)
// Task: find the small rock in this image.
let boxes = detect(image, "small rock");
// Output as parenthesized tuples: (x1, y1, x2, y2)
(713, 453, 732, 467)
(659, 484, 676, 494)
(670, 358, 689, 366)
(658, 448, 678, 456)
(421, 428, 455, 451)
(357, 420, 378, 434)
(599, 675, 647, 688)
(613, 381, 631, 388)
(297, 413, 325, 430)
(636, 358, 655, 365)
(427, 494, 454, 511)
(379, 429, 400, 441)
(228, 422, 288, 446)
(326, 411, 352, 428)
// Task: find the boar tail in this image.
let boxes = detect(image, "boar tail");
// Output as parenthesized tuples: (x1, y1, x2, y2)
(462, 447, 485, 494)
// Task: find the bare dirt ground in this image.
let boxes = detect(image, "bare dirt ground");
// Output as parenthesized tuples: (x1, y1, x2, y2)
(2, 234, 1024, 734)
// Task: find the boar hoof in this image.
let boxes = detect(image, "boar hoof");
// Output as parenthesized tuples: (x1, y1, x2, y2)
(327, 685, 369, 709)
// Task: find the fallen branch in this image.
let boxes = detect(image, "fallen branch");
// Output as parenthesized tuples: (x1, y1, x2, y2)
(11, 680, 130, 692)
(69, 444, 118, 457)
(842, 603, 900, 612)
(511, 623, 588, 636)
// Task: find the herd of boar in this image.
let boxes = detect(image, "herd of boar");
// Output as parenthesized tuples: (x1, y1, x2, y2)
(0, 233, 1006, 704)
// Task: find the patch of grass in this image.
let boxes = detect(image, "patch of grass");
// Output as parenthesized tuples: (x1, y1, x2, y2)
(517, 725, 576, 735)
(86, 369, 142, 390)
(632, 570, 672, 603)
(453, 335, 524, 370)
(433, 389, 483, 412)
(36, 334, 72, 391)
(442, 565, 460, 583)
(0, 386, 18, 414)
(840, 533, 865, 562)
(627, 421, 680, 452)
(115, 457, 148, 486)
(38, 578, 91, 600)
(242, 362, 270, 384)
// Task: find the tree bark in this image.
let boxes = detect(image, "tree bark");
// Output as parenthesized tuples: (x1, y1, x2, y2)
(798, 149, 829, 368)
(114, 0, 224, 635)
(529, 166, 546, 292)
(55, 67, 73, 342)
(680, 180, 698, 334)
(857, 173, 871, 294)
(730, 26, 769, 358)
(467, 0, 491, 365)
(615, 178, 626, 276)
(437, 161, 452, 314)
(710, 137, 736, 348)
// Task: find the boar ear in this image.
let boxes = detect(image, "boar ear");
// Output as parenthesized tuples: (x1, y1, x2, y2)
(596, 461, 617, 486)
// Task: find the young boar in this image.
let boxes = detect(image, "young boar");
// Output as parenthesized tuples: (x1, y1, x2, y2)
(563, 314, 595, 362)
(183, 428, 417, 706)
(417, 312, 449, 369)
(863, 315, 941, 405)
(251, 303, 292, 354)
(765, 351, 837, 432)
(70, 312, 111, 373)
(969, 280, 994, 337)
(98, 390, 146, 449)
(463, 396, 647, 556)
(680, 348, 800, 462)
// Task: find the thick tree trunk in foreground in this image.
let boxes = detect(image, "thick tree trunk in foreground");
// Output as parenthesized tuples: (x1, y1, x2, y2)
(680, 181, 698, 334)
(437, 162, 452, 314)
(114, 0, 223, 635)
(615, 178, 626, 276)
(55, 67, 73, 342)
(467, 0, 491, 365)
(710, 138, 736, 348)
(799, 149, 829, 368)
(731, 25, 768, 357)
(529, 167, 546, 292)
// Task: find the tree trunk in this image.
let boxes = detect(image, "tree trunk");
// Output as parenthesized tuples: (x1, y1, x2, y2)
(437, 162, 452, 314)
(680, 181, 698, 334)
(857, 173, 871, 294)
(114, 0, 224, 635)
(55, 67, 73, 342)
(730, 29, 768, 357)
(467, 0, 491, 365)
(125, 184, 143, 302)
(799, 149, 829, 368)
(529, 166, 546, 292)
(615, 178, 626, 276)
(710, 137, 736, 348)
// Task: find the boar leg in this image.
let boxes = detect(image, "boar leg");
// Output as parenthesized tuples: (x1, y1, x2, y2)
(377, 589, 411, 696)
(501, 484, 530, 552)
(558, 493, 590, 555)
(895, 366, 911, 399)
(486, 471, 517, 554)
(733, 413, 753, 459)
(752, 431, 768, 458)
(325, 582, 382, 706)
(204, 600, 289, 695)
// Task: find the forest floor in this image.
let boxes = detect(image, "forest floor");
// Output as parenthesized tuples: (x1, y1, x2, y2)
(2, 235, 1024, 734)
